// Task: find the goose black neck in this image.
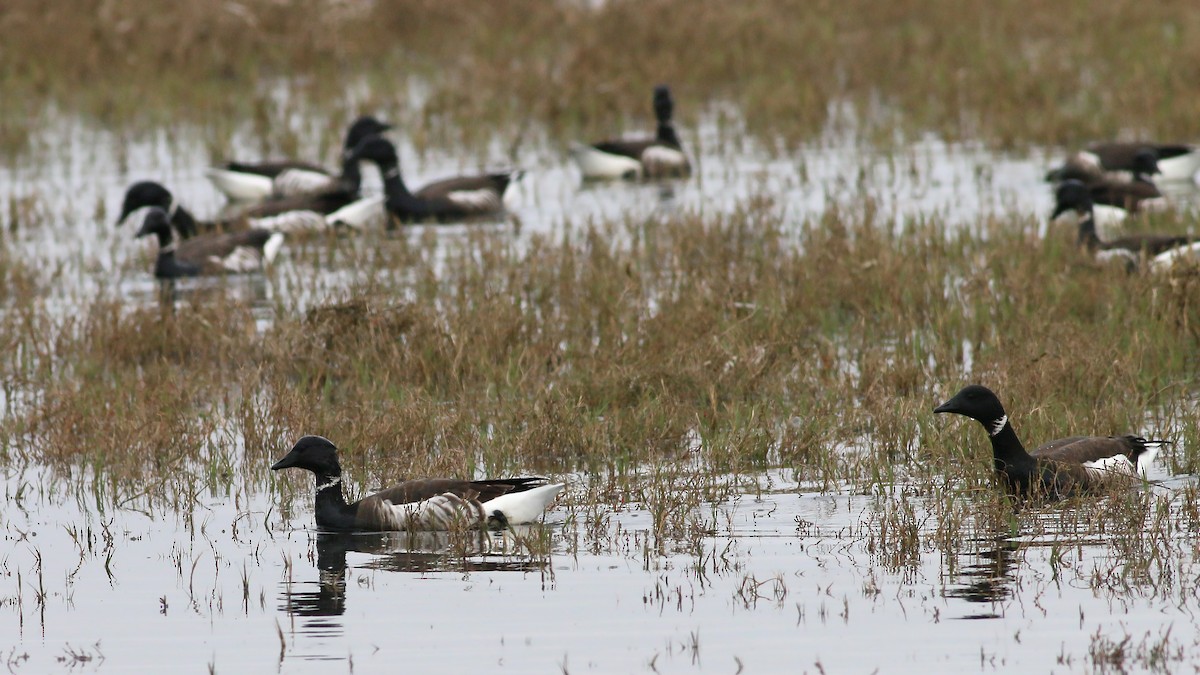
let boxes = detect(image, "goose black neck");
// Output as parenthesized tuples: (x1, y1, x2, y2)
(377, 157, 441, 221)
(338, 152, 363, 192)
(312, 474, 358, 531)
(656, 122, 682, 149)
(983, 419, 1035, 467)
(1076, 213, 1102, 251)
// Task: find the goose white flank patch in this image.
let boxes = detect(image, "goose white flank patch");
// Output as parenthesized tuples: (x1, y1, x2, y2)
(135, 207, 284, 279)
(571, 84, 690, 180)
(207, 115, 392, 201)
(270, 435, 564, 532)
(933, 384, 1164, 498)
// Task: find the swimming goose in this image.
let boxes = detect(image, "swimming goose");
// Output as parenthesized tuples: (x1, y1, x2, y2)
(117, 181, 382, 236)
(1082, 148, 1163, 212)
(1047, 142, 1200, 184)
(350, 136, 518, 224)
(933, 384, 1160, 498)
(1051, 180, 1194, 259)
(134, 207, 284, 279)
(206, 115, 392, 201)
(570, 85, 691, 180)
(270, 435, 565, 532)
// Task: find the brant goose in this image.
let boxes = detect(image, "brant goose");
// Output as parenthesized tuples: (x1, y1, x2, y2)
(569, 85, 690, 180)
(933, 384, 1160, 497)
(270, 435, 565, 532)
(117, 181, 381, 236)
(135, 207, 284, 279)
(206, 115, 392, 201)
(1083, 148, 1163, 213)
(1047, 142, 1200, 184)
(1051, 180, 1195, 260)
(350, 136, 519, 224)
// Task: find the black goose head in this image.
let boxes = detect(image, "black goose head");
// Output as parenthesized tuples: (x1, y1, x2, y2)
(343, 115, 393, 153)
(1132, 148, 1160, 178)
(134, 206, 174, 246)
(271, 435, 343, 478)
(349, 135, 399, 167)
(934, 384, 1008, 426)
(118, 181, 174, 226)
(1051, 179, 1093, 220)
(653, 85, 675, 123)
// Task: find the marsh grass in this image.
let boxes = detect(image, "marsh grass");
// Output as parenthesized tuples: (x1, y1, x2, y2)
(0, 192, 1197, 549)
(4, 1, 1200, 158)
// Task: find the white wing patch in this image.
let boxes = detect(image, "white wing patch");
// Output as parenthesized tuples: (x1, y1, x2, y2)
(570, 144, 643, 179)
(1082, 454, 1137, 480)
(273, 169, 337, 197)
(385, 492, 486, 531)
(248, 210, 329, 234)
(213, 246, 264, 273)
(326, 195, 385, 229)
(640, 145, 689, 176)
(446, 189, 502, 213)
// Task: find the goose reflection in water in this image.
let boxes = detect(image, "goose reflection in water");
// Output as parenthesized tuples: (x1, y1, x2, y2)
(943, 537, 1021, 619)
(280, 526, 552, 620)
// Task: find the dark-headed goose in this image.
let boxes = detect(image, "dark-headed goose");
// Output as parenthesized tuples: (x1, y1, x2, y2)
(206, 115, 392, 201)
(1051, 180, 1195, 262)
(350, 136, 518, 224)
(135, 207, 284, 279)
(570, 85, 690, 180)
(933, 384, 1161, 498)
(1047, 142, 1200, 184)
(270, 435, 564, 532)
(117, 181, 382, 237)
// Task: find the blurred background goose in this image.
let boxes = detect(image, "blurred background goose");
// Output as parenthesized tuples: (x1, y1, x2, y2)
(351, 136, 519, 224)
(206, 115, 392, 201)
(1047, 142, 1200, 184)
(134, 207, 284, 279)
(570, 85, 690, 180)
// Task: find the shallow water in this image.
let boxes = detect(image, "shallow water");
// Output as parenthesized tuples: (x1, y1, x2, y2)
(3, 111, 1200, 672)
(4, 464, 1198, 673)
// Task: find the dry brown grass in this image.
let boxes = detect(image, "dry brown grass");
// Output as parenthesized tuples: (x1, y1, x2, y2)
(3, 0, 1200, 155)
(0, 199, 1196, 515)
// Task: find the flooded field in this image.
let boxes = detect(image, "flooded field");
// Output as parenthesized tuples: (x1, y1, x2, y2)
(5, 0, 1200, 659)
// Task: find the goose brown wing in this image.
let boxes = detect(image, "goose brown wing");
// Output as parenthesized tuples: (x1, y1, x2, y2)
(222, 159, 330, 178)
(592, 138, 656, 161)
(241, 188, 356, 217)
(1030, 435, 1141, 464)
(1105, 233, 1196, 256)
(175, 229, 273, 265)
(362, 477, 546, 506)
(1090, 180, 1160, 210)
(415, 174, 511, 201)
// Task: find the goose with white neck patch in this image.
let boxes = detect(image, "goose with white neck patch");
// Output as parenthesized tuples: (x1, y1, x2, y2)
(933, 384, 1161, 497)
(270, 435, 564, 532)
